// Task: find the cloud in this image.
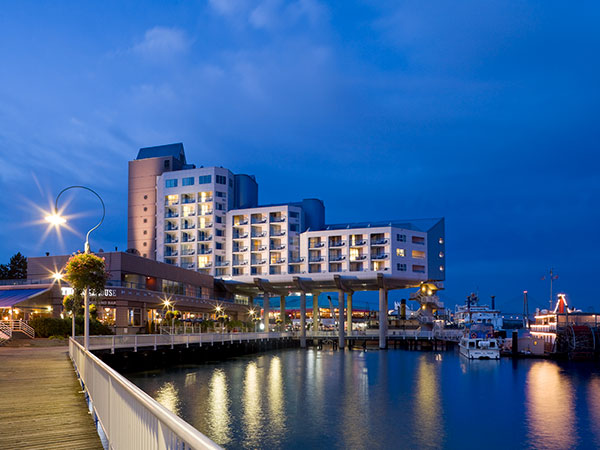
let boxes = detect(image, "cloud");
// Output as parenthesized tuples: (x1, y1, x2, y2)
(132, 26, 190, 60)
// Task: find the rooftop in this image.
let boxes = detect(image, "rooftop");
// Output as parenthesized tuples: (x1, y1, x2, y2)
(136, 143, 187, 165)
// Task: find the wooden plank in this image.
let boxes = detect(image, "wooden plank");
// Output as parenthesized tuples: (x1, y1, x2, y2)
(0, 344, 103, 449)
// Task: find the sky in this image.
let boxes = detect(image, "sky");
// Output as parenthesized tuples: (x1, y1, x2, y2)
(0, 1, 598, 313)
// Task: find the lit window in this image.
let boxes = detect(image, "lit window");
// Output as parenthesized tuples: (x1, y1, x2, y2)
(165, 179, 177, 188)
(439, 266, 444, 271)
(182, 177, 194, 186)
(412, 250, 426, 259)
(439, 251, 444, 258)
(396, 248, 405, 257)
(439, 238, 444, 244)
(165, 195, 178, 205)
(198, 255, 210, 268)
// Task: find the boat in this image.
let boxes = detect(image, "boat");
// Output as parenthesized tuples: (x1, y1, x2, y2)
(458, 325, 500, 360)
(454, 293, 503, 329)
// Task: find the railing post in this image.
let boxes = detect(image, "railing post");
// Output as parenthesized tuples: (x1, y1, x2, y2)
(111, 335, 115, 354)
(187, 335, 189, 348)
(134, 335, 138, 352)
(154, 334, 157, 351)
(171, 334, 174, 349)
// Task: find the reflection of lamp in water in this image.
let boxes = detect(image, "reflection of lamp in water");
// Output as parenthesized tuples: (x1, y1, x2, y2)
(208, 370, 231, 445)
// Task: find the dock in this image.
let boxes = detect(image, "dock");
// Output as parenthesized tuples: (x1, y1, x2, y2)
(0, 342, 103, 449)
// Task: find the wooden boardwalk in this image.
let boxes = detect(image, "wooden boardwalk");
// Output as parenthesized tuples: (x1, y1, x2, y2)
(0, 343, 103, 449)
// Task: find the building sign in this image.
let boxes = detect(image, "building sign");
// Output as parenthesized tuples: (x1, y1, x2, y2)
(61, 287, 117, 297)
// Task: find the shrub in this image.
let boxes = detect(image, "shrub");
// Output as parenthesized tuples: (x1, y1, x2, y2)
(28, 317, 113, 338)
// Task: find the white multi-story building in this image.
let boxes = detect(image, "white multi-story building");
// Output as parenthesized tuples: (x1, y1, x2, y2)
(128, 144, 445, 285)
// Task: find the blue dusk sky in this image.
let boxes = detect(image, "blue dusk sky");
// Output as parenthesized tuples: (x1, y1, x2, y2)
(0, 1, 598, 312)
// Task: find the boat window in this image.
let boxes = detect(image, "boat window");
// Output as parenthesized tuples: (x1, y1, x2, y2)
(489, 342, 495, 348)
(469, 342, 475, 348)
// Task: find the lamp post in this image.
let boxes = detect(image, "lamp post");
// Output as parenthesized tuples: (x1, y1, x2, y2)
(46, 186, 105, 351)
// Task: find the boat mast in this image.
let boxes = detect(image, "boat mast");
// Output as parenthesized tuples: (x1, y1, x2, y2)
(523, 290, 529, 329)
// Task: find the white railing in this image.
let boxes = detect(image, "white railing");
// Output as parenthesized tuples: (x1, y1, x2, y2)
(0, 321, 12, 344)
(69, 338, 221, 450)
(78, 332, 294, 352)
(0, 320, 35, 338)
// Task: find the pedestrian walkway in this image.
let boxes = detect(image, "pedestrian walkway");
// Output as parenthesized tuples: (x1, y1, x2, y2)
(0, 341, 103, 449)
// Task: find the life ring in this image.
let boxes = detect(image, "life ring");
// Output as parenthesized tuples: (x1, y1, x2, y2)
(471, 333, 477, 339)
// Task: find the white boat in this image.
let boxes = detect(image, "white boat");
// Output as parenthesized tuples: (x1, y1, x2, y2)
(459, 335, 500, 360)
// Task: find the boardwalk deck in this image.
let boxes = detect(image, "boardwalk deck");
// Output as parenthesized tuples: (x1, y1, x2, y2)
(0, 343, 103, 449)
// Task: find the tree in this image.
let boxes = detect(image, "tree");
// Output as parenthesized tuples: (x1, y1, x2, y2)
(0, 253, 27, 280)
(8, 253, 27, 279)
(63, 294, 83, 316)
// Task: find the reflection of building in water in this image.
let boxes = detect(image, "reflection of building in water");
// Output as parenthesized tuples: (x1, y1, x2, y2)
(341, 354, 370, 449)
(268, 357, 285, 434)
(414, 355, 444, 448)
(526, 361, 577, 449)
(155, 381, 181, 416)
(207, 369, 231, 446)
(243, 361, 263, 447)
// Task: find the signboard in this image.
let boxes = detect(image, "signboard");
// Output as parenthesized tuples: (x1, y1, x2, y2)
(61, 287, 117, 297)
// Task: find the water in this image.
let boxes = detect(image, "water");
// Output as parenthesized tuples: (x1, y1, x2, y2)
(127, 349, 600, 449)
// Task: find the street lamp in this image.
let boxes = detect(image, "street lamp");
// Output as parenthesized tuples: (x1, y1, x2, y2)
(45, 185, 105, 351)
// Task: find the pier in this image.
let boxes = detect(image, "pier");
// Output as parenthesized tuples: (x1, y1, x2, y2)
(0, 344, 102, 449)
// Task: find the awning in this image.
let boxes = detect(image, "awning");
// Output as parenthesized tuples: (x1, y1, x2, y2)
(0, 289, 48, 308)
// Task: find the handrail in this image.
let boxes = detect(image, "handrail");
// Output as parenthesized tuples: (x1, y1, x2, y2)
(69, 338, 221, 449)
(1, 320, 35, 338)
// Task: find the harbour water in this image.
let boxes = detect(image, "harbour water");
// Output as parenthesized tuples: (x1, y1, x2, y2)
(127, 348, 600, 449)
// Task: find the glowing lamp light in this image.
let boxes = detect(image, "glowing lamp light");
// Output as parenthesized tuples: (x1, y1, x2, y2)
(259, 323, 265, 331)
(52, 272, 63, 281)
(45, 213, 67, 226)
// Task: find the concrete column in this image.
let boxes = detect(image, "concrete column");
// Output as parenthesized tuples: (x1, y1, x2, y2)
(300, 292, 307, 348)
(379, 288, 388, 349)
(280, 295, 286, 332)
(312, 293, 320, 334)
(263, 293, 270, 333)
(347, 293, 353, 336)
(338, 290, 345, 349)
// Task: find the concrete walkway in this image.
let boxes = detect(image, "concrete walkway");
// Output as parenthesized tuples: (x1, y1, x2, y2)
(0, 340, 103, 449)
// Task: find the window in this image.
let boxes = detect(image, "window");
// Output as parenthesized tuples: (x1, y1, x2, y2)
(412, 265, 426, 273)
(412, 236, 425, 245)
(216, 229, 223, 236)
(199, 175, 212, 184)
(396, 234, 406, 242)
(290, 211, 299, 219)
(143, 207, 148, 212)
(143, 195, 148, 200)
(216, 242, 223, 249)
(229, 178, 233, 188)
(216, 191, 226, 198)
(216, 175, 227, 185)
(164, 160, 170, 169)
(128, 308, 141, 326)
(215, 216, 222, 223)
(412, 250, 426, 259)
(396, 248, 405, 257)
(216, 203, 224, 210)
(290, 224, 299, 232)
(143, 218, 147, 223)
(165, 179, 177, 188)
(182, 177, 194, 186)
(143, 230, 147, 235)
(143, 242, 147, 247)
(397, 263, 407, 271)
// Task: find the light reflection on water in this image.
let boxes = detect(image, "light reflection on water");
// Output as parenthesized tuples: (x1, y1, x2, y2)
(128, 349, 600, 449)
(526, 361, 577, 449)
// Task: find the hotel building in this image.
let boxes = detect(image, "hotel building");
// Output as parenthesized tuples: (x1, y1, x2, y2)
(128, 143, 445, 287)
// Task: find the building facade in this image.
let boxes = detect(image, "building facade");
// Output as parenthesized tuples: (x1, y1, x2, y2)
(128, 144, 445, 286)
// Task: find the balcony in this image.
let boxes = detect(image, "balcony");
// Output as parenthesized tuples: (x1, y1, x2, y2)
(371, 238, 389, 246)
(182, 224, 195, 230)
(271, 258, 286, 265)
(350, 255, 367, 261)
(270, 216, 286, 223)
(329, 255, 345, 262)
(309, 257, 324, 263)
(271, 231, 286, 237)
(270, 244, 286, 251)
(180, 263, 195, 270)
(371, 253, 389, 260)
(309, 242, 325, 248)
(234, 219, 249, 226)
(165, 238, 178, 244)
(350, 239, 366, 246)
(199, 210, 213, 216)
(233, 246, 248, 253)
(165, 224, 178, 231)
(199, 223, 213, 229)
(181, 198, 195, 204)
(289, 257, 305, 263)
(215, 261, 229, 267)
(165, 212, 178, 218)
(164, 250, 178, 257)
(198, 262, 213, 268)
(329, 241, 345, 248)
(181, 236, 195, 243)
(181, 211, 196, 217)
(198, 235, 213, 242)
(233, 260, 248, 266)
(251, 259, 267, 265)
(251, 231, 267, 238)
(233, 233, 249, 239)
(181, 249, 195, 256)
(251, 217, 267, 224)
(198, 196, 213, 202)
(198, 249, 212, 255)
